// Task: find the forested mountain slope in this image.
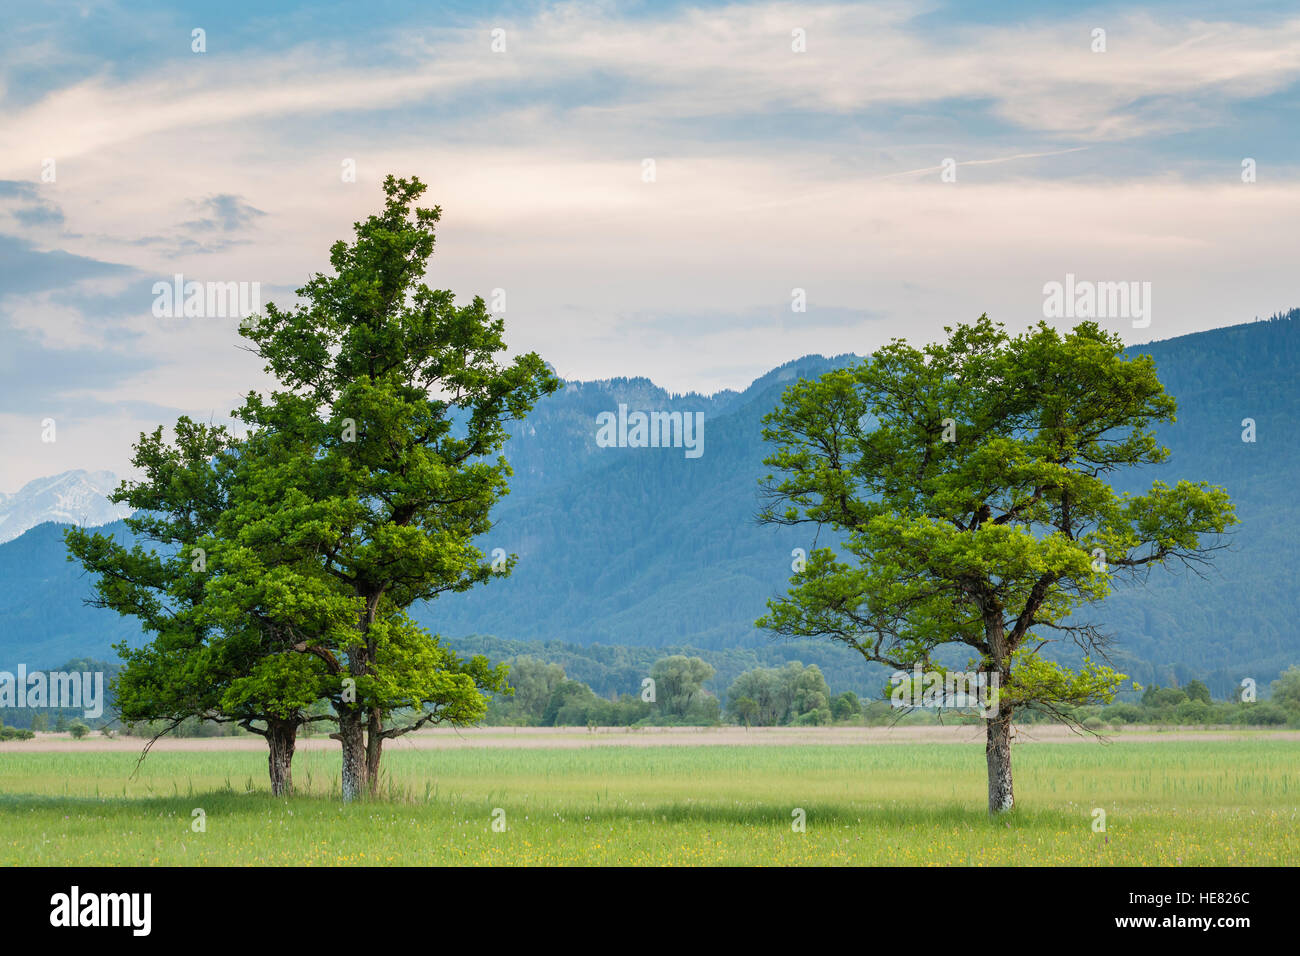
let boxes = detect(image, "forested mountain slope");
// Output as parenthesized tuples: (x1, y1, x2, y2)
(3, 314, 1296, 698)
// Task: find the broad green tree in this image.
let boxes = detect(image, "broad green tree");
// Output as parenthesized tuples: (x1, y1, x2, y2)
(724, 662, 829, 726)
(1269, 667, 1300, 713)
(66, 419, 328, 795)
(649, 655, 715, 718)
(729, 696, 759, 728)
(490, 656, 566, 724)
(831, 690, 861, 722)
(542, 679, 600, 726)
(225, 175, 558, 800)
(790, 663, 831, 724)
(725, 669, 785, 726)
(757, 317, 1236, 813)
(1184, 679, 1212, 704)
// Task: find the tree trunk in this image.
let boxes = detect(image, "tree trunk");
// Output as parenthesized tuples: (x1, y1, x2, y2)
(365, 707, 384, 798)
(266, 718, 298, 797)
(986, 710, 1015, 814)
(337, 707, 367, 803)
(982, 611, 1015, 815)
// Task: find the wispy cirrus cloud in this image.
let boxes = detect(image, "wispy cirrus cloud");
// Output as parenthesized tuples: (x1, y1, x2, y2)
(0, 0, 1297, 490)
(4, 4, 1300, 172)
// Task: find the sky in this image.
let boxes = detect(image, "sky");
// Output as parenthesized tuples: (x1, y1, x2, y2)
(1, 0, 1298, 490)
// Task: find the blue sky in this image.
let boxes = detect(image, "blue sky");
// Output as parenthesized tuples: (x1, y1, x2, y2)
(1, 0, 1298, 488)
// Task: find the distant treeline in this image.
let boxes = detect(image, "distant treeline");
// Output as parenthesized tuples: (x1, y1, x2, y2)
(482, 655, 848, 727)
(479, 654, 1300, 730)
(454, 634, 892, 706)
(0, 657, 117, 732)
(5, 314, 1300, 693)
(4, 655, 1297, 737)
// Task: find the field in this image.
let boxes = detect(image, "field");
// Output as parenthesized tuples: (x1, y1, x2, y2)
(2, 728, 1297, 866)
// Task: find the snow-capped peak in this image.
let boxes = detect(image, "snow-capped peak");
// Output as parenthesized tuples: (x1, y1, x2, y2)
(0, 469, 133, 544)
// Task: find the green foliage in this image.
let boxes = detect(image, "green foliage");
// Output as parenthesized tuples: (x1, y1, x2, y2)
(794, 706, 833, 726)
(1184, 679, 1212, 704)
(725, 662, 832, 726)
(456, 634, 882, 707)
(1144, 685, 1188, 709)
(1101, 702, 1144, 724)
(1270, 667, 1300, 712)
(8, 315, 1300, 699)
(756, 317, 1236, 725)
(68, 721, 90, 739)
(831, 690, 861, 721)
(537, 680, 657, 727)
(1240, 703, 1289, 726)
(649, 656, 715, 718)
(481, 654, 731, 727)
(211, 175, 557, 794)
(731, 696, 759, 727)
(487, 656, 566, 725)
(64, 417, 325, 762)
(542, 679, 599, 726)
(998, 651, 1129, 716)
(1175, 700, 1211, 723)
(124, 717, 243, 739)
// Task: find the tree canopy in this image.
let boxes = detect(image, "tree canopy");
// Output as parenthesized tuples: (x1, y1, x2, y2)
(66, 418, 326, 794)
(221, 174, 560, 799)
(757, 316, 1237, 812)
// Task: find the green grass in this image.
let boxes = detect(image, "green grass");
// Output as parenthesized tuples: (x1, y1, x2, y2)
(2, 740, 1297, 865)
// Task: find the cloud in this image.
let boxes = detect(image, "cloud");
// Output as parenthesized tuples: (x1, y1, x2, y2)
(0, 233, 129, 296)
(94, 232, 255, 255)
(0, 181, 39, 199)
(181, 194, 266, 233)
(0, 180, 65, 228)
(616, 304, 886, 336)
(3, 4, 1300, 177)
(0, 319, 157, 416)
(0, 0, 1297, 489)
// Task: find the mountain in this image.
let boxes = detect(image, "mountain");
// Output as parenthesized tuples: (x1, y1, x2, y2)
(0, 520, 140, 667)
(419, 314, 1300, 697)
(417, 351, 857, 650)
(0, 314, 1297, 699)
(0, 469, 131, 544)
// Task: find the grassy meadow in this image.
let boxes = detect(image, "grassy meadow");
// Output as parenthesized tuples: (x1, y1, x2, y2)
(2, 736, 1297, 866)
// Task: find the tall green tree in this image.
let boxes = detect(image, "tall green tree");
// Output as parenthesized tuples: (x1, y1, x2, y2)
(1268, 667, 1300, 713)
(730, 696, 759, 728)
(489, 656, 566, 725)
(225, 174, 559, 800)
(723, 662, 828, 726)
(649, 655, 714, 718)
(757, 317, 1236, 812)
(65, 419, 327, 795)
